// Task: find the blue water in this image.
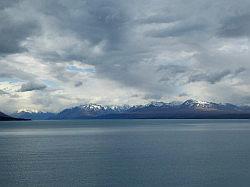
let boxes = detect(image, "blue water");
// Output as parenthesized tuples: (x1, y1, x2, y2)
(1, 119, 250, 187)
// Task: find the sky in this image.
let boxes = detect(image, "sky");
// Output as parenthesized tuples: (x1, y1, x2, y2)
(0, 0, 250, 113)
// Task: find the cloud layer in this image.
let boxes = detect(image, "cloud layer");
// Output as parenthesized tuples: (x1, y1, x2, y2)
(0, 0, 250, 113)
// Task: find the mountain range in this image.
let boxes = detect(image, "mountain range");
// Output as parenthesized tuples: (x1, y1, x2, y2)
(0, 111, 29, 121)
(12, 109, 56, 120)
(7, 99, 250, 120)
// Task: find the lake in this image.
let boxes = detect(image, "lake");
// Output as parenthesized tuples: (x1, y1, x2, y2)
(0, 119, 250, 187)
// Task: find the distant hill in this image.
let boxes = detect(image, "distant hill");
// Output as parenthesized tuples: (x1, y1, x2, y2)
(53, 104, 131, 120)
(0, 111, 29, 121)
(12, 110, 56, 120)
(50, 100, 250, 120)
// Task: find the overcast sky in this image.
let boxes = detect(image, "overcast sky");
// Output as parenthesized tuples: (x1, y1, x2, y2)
(0, 0, 250, 112)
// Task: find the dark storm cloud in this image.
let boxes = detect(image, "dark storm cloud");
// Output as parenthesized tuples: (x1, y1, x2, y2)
(45, 0, 127, 47)
(0, 0, 128, 58)
(19, 82, 47, 92)
(13, 0, 131, 66)
(219, 14, 250, 38)
(0, 0, 19, 10)
(0, 9, 38, 55)
(85, 0, 128, 43)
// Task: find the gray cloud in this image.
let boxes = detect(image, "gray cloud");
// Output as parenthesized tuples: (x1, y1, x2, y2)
(19, 82, 47, 92)
(144, 93, 163, 100)
(0, 8, 39, 55)
(219, 14, 250, 38)
(137, 15, 179, 24)
(0, 0, 19, 10)
(188, 70, 231, 84)
(0, 63, 35, 80)
(179, 93, 189, 97)
(157, 65, 187, 74)
(74, 81, 83, 87)
(234, 67, 246, 75)
(1, 0, 250, 112)
(188, 67, 246, 84)
(148, 23, 207, 38)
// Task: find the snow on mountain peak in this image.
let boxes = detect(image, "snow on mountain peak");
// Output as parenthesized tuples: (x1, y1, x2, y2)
(78, 104, 103, 111)
(183, 99, 212, 108)
(148, 101, 166, 107)
(108, 105, 131, 111)
(17, 109, 40, 113)
(77, 104, 132, 112)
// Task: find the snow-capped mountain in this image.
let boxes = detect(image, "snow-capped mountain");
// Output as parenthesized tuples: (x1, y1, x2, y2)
(17, 109, 40, 113)
(12, 110, 56, 120)
(181, 99, 222, 111)
(181, 99, 244, 112)
(182, 99, 211, 108)
(7, 100, 250, 120)
(146, 101, 167, 107)
(78, 104, 103, 111)
(108, 105, 131, 111)
(53, 104, 131, 120)
(50, 100, 250, 120)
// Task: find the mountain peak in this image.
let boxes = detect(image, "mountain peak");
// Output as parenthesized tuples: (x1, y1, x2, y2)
(17, 109, 40, 113)
(8, 99, 250, 120)
(147, 101, 166, 107)
(183, 99, 209, 105)
(0, 111, 29, 121)
(78, 104, 103, 110)
(182, 99, 213, 109)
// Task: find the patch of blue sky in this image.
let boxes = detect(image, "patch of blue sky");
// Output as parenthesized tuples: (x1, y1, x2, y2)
(43, 80, 57, 88)
(0, 77, 22, 83)
(66, 65, 96, 73)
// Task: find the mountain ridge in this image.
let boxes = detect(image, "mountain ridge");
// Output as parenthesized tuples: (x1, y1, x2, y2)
(8, 99, 250, 120)
(52, 100, 250, 120)
(0, 111, 29, 121)
(12, 110, 56, 120)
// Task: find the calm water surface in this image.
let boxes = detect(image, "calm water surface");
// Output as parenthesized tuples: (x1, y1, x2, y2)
(0, 119, 250, 187)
